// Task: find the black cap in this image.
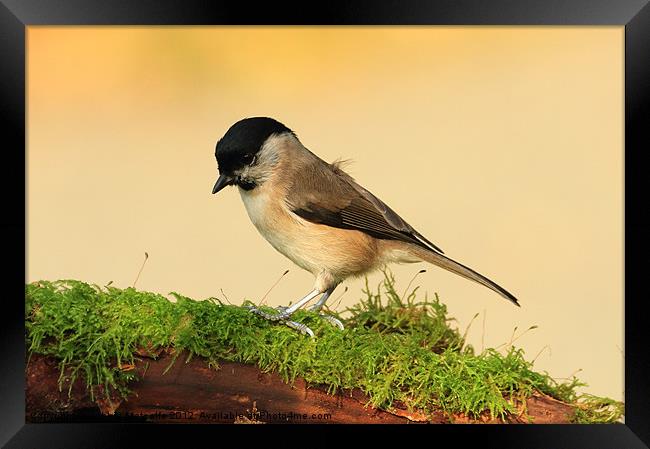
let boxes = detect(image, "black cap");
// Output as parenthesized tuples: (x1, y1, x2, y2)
(215, 117, 293, 175)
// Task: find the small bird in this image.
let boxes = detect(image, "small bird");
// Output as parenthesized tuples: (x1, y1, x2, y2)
(212, 117, 519, 336)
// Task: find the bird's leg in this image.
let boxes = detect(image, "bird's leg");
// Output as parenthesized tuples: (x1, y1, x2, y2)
(246, 289, 321, 337)
(308, 287, 335, 312)
(308, 286, 344, 330)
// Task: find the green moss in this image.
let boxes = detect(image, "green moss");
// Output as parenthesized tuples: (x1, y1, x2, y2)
(25, 271, 623, 423)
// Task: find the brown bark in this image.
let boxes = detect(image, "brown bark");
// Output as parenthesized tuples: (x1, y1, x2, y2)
(25, 351, 576, 424)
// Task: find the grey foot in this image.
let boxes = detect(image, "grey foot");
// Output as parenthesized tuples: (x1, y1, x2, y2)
(283, 320, 315, 337)
(307, 305, 344, 330)
(319, 314, 344, 330)
(245, 305, 291, 321)
(245, 305, 315, 337)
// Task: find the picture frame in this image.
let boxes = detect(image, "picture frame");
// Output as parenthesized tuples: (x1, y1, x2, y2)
(2, 0, 647, 447)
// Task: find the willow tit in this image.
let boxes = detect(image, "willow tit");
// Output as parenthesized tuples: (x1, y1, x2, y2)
(212, 117, 519, 336)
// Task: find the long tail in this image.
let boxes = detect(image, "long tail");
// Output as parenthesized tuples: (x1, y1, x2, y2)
(414, 248, 520, 307)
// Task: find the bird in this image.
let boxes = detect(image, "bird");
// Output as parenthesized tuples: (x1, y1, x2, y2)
(212, 117, 519, 337)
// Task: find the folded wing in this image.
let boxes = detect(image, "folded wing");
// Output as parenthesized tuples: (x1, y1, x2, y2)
(286, 159, 444, 255)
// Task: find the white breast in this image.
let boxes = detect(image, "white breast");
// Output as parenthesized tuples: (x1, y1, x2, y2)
(239, 186, 312, 269)
(239, 187, 269, 230)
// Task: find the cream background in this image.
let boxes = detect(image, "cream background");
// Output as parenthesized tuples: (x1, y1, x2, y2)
(26, 27, 623, 403)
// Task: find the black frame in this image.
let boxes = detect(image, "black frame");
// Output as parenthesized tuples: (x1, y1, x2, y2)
(2, 0, 648, 447)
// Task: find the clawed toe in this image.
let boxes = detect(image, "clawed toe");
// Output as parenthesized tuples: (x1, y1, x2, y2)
(246, 305, 290, 322)
(319, 313, 344, 330)
(283, 320, 315, 337)
(308, 306, 345, 330)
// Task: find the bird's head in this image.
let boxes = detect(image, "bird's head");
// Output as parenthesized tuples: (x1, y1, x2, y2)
(212, 117, 294, 194)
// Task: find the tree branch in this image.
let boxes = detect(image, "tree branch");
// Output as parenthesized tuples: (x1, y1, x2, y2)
(26, 352, 576, 424)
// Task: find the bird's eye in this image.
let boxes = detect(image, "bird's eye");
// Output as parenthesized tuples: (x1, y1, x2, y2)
(242, 153, 255, 165)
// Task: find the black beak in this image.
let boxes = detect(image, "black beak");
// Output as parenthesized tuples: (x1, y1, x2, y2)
(212, 174, 232, 194)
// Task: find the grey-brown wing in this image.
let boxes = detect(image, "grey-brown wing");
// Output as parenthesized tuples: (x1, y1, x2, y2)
(285, 160, 444, 255)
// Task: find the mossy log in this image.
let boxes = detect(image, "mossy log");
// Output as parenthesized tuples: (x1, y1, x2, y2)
(26, 351, 576, 424)
(25, 277, 623, 424)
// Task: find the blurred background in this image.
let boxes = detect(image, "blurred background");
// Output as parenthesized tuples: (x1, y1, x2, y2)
(27, 27, 623, 402)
